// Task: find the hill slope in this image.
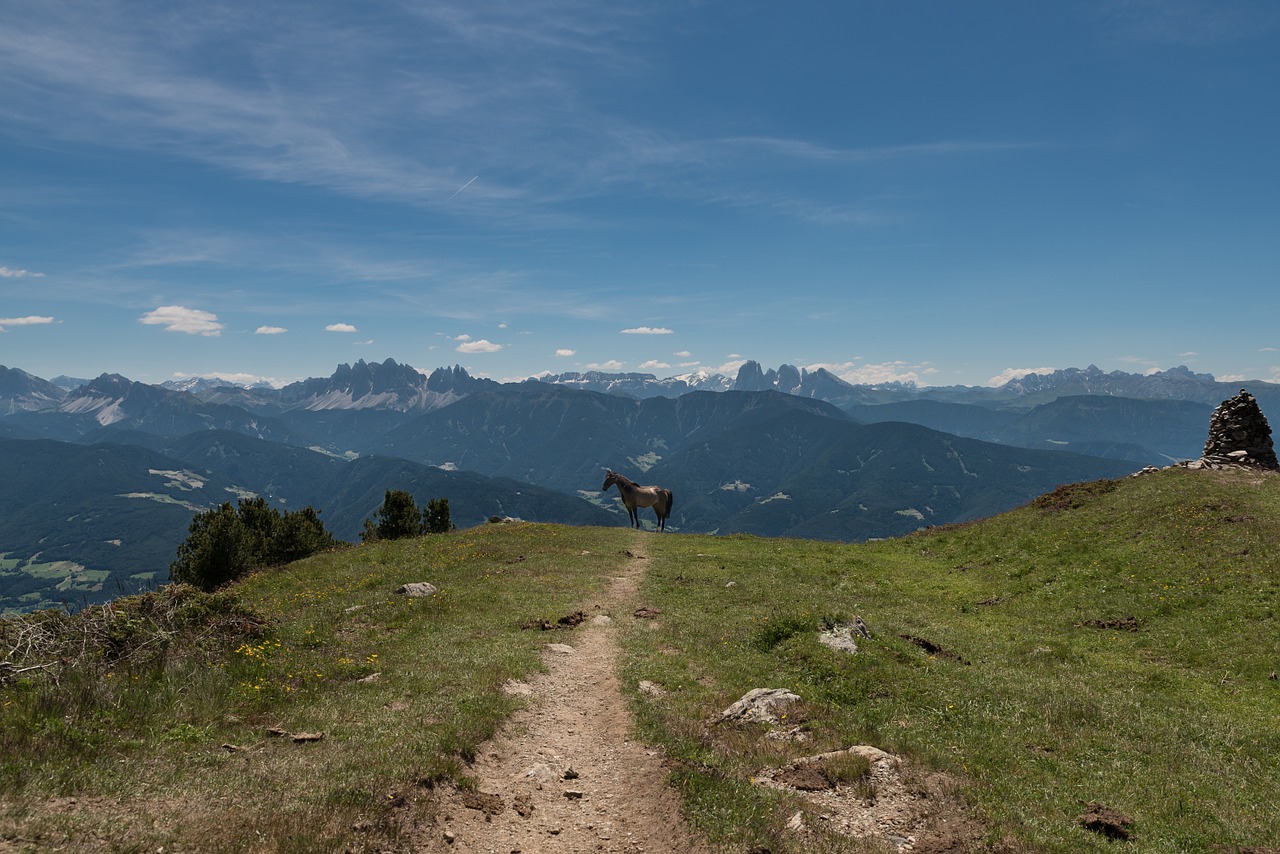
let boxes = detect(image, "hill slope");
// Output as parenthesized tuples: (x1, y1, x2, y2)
(3, 467, 1277, 851)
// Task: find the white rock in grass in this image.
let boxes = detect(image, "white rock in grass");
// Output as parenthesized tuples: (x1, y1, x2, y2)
(547, 643, 575, 655)
(719, 688, 801, 724)
(395, 582, 438, 597)
(818, 627, 860, 655)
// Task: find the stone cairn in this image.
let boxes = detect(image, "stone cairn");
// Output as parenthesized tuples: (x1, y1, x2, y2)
(1196, 389, 1279, 470)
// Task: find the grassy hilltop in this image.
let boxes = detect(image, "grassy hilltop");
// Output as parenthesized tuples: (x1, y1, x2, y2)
(2, 467, 1278, 851)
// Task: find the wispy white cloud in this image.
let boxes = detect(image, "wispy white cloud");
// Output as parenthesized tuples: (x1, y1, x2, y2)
(809, 360, 938, 386)
(0, 266, 45, 278)
(555, 348, 576, 357)
(325, 323, 358, 333)
(0, 2, 665, 220)
(0, 1, 943, 234)
(673, 350, 692, 358)
(621, 326, 673, 335)
(1260, 347, 1277, 352)
(586, 359, 625, 371)
(139, 305, 223, 336)
(986, 366, 1058, 387)
(708, 358, 748, 375)
(457, 338, 502, 353)
(255, 325, 288, 335)
(724, 136, 1042, 163)
(1221, 369, 1280, 384)
(638, 359, 670, 370)
(0, 315, 55, 332)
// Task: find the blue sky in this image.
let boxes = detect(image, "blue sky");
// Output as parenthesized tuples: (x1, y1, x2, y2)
(2, 1, 1278, 388)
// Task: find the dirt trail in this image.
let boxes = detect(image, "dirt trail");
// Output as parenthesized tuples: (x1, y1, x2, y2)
(417, 535, 710, 854)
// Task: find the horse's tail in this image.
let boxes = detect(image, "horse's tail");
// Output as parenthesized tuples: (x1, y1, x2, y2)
(663, 489, 674, 516)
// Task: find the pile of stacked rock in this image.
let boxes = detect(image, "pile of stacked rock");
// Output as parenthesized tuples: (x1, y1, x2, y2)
(1195, 388, 1279, 470)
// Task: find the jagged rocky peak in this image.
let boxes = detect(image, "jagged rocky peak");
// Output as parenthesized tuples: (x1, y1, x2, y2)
(1161, 365, 1215, 381)
(426, 364, 497, 394)
(83, 373, 134, 393)
(330, 358, 425, 394)
(733, 361, 771, 391)
(1200, 389, 1279, 470)
(68, 373, 171, 406)
(775, 363, 803, 393)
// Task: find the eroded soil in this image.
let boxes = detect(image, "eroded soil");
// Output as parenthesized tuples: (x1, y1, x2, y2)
(415, 537, 710, 853)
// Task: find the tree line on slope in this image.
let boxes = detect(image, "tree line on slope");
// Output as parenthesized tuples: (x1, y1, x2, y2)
(171, 490, 453, 591)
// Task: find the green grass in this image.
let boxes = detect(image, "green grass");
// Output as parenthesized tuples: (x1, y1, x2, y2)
(0, 522, 629, 851)
(2, 468, 1278, 852)
(622, 468, 1280, 851)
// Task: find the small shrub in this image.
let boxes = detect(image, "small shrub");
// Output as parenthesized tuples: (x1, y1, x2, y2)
(750, 615, 812, 652)
(820, 751, 872, 786)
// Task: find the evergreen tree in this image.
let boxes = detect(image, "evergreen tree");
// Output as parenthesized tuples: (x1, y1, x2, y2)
(423, 497, 454, 534)
(271, 505, 336, 564)
(364, 489, 424, 542)
(361, 491, 455, 542)
(170, 499, 335, 591)
(170, 502, 251, 591)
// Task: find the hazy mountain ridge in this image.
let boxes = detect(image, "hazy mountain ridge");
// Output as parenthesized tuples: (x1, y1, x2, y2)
(529, 370, 732, 398)
(3, 374, 308, 445)
(0, 365, 68, 414)
(644, 410, 1136, 539)
(8, 358, 1276, 423)
(6, 356, 1269, 614)
(371, 386, 854, 494)
(848, 395, 1214, 466)
(0, 431, 613, 613)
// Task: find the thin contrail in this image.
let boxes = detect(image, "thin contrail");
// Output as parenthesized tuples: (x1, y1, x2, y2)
(447, 175, 479, 201)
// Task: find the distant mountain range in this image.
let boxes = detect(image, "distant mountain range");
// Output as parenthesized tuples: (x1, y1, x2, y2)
(2, 357, 1273, 613)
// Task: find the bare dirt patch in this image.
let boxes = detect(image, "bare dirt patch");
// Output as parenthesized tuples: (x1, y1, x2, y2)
(1079, 616, 1140, 632)
(1077, 801, 1133, 840)
(754, 746, 986, 853)
(416, 536, 709, 853)
(898, 634, 970, 665)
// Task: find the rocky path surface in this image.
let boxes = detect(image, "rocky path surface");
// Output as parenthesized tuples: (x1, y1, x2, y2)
(416, 536, 710, 854)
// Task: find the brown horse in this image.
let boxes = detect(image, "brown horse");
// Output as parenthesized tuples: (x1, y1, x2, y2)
(602, 469, 674, 531)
